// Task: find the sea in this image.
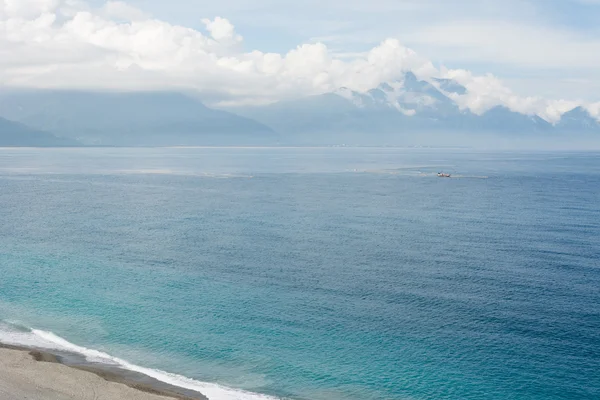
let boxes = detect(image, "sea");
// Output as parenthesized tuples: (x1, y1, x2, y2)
(0, 147, 599, 400)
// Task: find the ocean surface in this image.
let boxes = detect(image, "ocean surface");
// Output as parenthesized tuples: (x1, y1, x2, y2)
(0, 147, 599, 400)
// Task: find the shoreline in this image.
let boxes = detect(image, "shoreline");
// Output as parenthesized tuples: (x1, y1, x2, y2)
(0, 343, 208, 400)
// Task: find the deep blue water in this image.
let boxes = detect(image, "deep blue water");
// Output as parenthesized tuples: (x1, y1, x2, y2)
(0, 148, 599, 400)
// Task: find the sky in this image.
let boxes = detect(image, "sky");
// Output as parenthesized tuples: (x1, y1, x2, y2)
(1, 0, 600, 121)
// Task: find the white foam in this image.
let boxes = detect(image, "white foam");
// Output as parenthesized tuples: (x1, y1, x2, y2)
(0, 324, 279, 400)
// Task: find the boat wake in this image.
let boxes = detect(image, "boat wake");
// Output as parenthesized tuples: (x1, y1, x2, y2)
(0, 321, 279, 400)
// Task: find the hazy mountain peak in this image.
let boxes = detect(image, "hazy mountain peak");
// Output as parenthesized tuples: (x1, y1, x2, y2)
(330, 72, 459, 116)
(562, 106, 593, 119)
(433, 78, 468, 96)
(334, 87, 359, 100)
(403, 71, 419, 85)
(557, 106, 600, 131)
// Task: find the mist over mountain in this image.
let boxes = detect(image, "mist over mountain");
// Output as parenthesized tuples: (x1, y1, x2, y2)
(0, 116, 78, 147)
(0, 72, 598, 147)
(0, 91, 277, 146)
(228, 72, 600, 145)
(556, 107, 600, 132)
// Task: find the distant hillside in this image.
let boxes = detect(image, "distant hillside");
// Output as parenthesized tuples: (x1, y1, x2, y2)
(0, 117, 77, 147)
(229, 72, 600, 145)
(1, 81, 598, 147)
(556, 107, 600, 132)
(0, 91, 277, 146)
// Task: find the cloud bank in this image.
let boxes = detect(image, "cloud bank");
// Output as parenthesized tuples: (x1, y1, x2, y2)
(1, 0, 598, 122)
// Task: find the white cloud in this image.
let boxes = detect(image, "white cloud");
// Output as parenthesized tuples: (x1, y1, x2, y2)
(201, 16, 242, 44)
(1, 0, 60, 19)
(102, 1, 148, 21)
(0, 0, 597, 122)
(587, 102, 600, 119)
(438, 69, 583, 123)
(0, 2, 435, 98)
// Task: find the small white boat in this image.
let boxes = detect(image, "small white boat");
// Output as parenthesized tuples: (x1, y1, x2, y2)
(437, 172, 451, 178)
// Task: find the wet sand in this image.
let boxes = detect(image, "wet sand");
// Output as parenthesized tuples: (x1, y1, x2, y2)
(0, 345, 208, 400)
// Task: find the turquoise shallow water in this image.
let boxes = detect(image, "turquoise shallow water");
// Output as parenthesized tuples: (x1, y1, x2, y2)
(0, 148, 599, 400)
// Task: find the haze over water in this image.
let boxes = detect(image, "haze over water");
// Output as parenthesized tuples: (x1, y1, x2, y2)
(1, 147, 599, 400)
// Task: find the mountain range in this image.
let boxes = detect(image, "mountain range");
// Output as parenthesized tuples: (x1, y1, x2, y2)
(230, 72, 599, 145)
(0, 72, 598, 146)
(0, 91, 276, 146)
(0, 116, 77, 147)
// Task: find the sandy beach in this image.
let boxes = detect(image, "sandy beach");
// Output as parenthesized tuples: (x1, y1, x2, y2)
(0, 346, 207, 400)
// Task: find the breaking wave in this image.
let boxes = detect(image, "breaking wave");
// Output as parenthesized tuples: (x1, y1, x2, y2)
(0, 321, 279, 400)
